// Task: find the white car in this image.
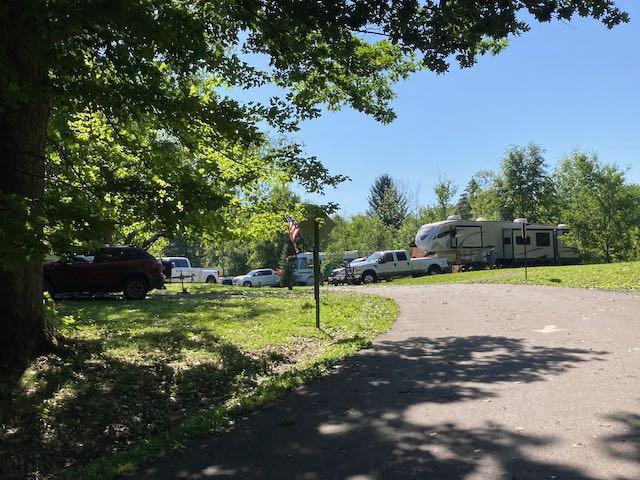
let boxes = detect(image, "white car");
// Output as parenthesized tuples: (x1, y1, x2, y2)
(161, 257, 220, 283)
(232, 269, 281, 287)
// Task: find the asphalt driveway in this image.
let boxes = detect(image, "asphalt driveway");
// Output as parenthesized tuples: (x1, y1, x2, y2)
(131, 284, 640, 479)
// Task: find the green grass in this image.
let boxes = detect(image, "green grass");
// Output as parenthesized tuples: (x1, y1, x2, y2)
(390, 261, 640, 291)
(1, 285, 397, 479)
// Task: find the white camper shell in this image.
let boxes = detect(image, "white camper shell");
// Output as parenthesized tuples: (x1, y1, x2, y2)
(414, 217, 579, 267)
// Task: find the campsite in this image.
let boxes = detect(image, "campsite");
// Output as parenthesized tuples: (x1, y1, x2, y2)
(1, 2, 639, 479)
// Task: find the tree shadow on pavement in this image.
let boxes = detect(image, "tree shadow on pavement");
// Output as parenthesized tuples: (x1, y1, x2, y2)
(600, 408, 640, 475)
(133, 335, 611, 479)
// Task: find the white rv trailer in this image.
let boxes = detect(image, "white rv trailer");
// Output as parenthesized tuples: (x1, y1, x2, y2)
(414, 216, 579, 267)
(290, 251, 360, 285)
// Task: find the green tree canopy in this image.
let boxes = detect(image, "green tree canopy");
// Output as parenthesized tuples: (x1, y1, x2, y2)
(433, 177, 458, 220)
(495, 144, 557, 223)
(556, 152, 640, 262)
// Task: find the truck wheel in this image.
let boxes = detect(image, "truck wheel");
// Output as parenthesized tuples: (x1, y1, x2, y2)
(362, 271, 377, 284)
(205, 275, 217, 284)
(427, 265, 441, 275)
(243, 281, 252, 287)
(123, 277, 148, 300)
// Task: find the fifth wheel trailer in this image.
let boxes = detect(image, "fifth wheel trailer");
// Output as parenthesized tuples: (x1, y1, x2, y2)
(414, 216, 579, 267)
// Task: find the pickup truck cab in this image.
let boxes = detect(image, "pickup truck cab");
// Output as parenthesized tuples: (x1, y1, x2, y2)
(161, 257, 220, 283)
(346, 250, 449, 284)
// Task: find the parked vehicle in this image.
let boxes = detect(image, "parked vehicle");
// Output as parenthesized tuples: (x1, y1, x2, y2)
(43, 246, 165, 300)
(232, 269, 281, 287)
(160, 257, 220, 283)
(414, 216, 580, 268)
(289, 251, 360, 286)
(327, 267, 347, 286)
(346, 250, 449, 284)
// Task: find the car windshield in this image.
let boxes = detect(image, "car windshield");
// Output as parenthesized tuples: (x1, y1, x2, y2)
(247, 270, 258, 276)
(365, 252, 382, 262)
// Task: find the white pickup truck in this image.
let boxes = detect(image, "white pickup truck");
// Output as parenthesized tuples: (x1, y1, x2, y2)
(346, 250, 449, 284)
(161, 257, 220, 283)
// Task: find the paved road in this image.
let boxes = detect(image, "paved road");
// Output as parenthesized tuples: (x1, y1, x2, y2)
(133, 284, 640, 479)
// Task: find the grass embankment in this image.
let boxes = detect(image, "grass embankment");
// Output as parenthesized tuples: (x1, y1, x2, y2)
(392, 261, 640, 291)
(1, 285, 397, 479)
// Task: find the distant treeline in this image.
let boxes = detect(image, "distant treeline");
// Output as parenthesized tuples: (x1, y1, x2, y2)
(159, 144, 640, 275)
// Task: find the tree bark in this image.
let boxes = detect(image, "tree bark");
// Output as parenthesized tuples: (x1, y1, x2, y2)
(0, 31, 55, 371)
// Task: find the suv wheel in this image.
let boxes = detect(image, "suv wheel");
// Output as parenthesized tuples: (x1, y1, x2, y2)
(206, 275, 217, 284)
(123, 277, 148, 300)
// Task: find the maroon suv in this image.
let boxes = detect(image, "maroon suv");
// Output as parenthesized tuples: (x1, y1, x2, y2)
(44, 246, 165, 300)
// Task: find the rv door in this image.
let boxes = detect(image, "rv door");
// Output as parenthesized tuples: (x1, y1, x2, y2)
(502, 229, 513, 260)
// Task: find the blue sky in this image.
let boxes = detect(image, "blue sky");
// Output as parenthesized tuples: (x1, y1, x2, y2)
(291, 1, 640, 216)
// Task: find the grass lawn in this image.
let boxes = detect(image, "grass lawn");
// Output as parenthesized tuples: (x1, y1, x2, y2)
(390, 261, 640, 291)
(1, 285, 397, 479)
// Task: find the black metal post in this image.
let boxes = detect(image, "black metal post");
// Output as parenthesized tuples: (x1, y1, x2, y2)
(313, 219, 321, 329)
(523, 222, 528, 280)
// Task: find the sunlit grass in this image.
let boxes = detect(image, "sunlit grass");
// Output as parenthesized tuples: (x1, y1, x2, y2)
(391, 261, 640, 291)
(1, 285, 397, 479)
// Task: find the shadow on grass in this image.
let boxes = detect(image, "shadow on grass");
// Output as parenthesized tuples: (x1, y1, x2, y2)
(131, 335, 610, 480)
(0, 293, 289, 479)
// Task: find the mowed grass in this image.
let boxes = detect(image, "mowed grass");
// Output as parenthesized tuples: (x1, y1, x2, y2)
(1, 285, 397, 479)
(391, 261, 640, 291)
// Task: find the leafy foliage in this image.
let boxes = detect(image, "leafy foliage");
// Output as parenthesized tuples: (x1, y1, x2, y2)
(494, 144, 557, 223)
(434, 177, 458, 220)
(555, 152, 640, 262)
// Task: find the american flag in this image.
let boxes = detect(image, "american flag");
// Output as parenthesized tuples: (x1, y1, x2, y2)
(285, 216, 301, 253)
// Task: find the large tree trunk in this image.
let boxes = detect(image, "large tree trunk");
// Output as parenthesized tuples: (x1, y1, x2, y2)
(0, 36, 55, 372)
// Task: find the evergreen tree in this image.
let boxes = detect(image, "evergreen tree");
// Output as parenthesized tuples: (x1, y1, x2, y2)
(367, 174, 408, 229)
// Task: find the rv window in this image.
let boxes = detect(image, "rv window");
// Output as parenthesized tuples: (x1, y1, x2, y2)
(536, 232, 551, 246)
(436, 230, 450, 239)
(396, 251, 408, 261)
(298, 258, 308, 270)
(515, 236, 531, 245)
(503, 237, 511, 245)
